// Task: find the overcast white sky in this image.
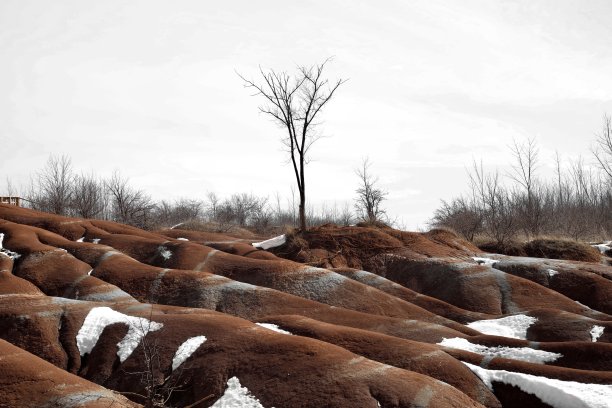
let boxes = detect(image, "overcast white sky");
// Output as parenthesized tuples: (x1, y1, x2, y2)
(2, 0, 612, 229)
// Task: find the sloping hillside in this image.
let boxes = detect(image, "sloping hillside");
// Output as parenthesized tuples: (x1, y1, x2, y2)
(0, 204, 610, 408)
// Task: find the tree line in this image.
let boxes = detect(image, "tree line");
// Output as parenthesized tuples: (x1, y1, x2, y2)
(4, 154, 387, 233)
(431, 117, 612, 243)
(3, 59, 392, 234)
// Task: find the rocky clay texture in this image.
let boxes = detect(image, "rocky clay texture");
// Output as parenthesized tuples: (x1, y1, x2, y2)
(0, 204, 611, 408)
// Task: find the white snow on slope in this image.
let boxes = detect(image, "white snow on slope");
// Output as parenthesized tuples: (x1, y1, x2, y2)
(590, 325, 605, 342)
(256, 323, 292, 335)
(172, 336, 207, 371)
(158, 246, 172, 260)
(464, 362, 612, 408)
(76, 237, 85, 242)
(177, 237, 189, 241)
(92, 238, 100, 244)
(467, 314, 537, 339)
(591, 242, 611, 254)
(76, 306, 163, 362)
(0, 233, 21, 260)
(211, 377, 267, 408)
(472, 257, 499, 266)
(252, 235, 286, 250)
(546, 269, 559, 277)
(438, 338, 561, 364)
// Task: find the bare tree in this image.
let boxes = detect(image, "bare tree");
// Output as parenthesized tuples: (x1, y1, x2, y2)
(469, 160, 517, 244)
(71, 173, 106, 219)
(239, 58, 346, 230)
(106, 171, 155, 228)
(593, 114, 612, 182)
(431, 196, 483, 241)
(205, 192, 220, 221)
(354, 158, 387, 224)
(508, 137, 543, 237)
(4, 177, 16, 197)
(29, 154, 74, 215)
(227, 193, 267, 227)
(154, 199, 203, 228)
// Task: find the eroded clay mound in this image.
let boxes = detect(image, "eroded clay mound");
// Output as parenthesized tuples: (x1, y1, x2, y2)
(0, 338, 139, 408)
(0, 295, 485, 408)
(492, 257, 612, 314)
(267, 224, 479, 271)
(1, 204, 611, 408)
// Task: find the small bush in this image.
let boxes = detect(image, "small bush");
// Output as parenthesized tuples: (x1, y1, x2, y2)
(478, 240, 527, 257)
(355, 220, 390, 229)
(524, 239, 601, 263)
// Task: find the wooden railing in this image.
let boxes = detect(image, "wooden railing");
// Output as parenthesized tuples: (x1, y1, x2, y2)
(0, 197, 21, 207)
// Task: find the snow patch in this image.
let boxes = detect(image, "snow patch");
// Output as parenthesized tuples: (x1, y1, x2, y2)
(171, 222, 184, 229)
(463, 362, 612, 408)
(211, 377, 267, 408)
(0, 233, 21, 260)
(256, 323, 292, 335)
(438, 337, 561, 364)
(158, 246, 172, 260)
(472, 257, 499, 266)
(177, 237, 189, 241)
(467, 314, 537, 340)
(252, 234, 286, 250)
(92, 238, 100, 244)
(546, 269, 559, 277)
(76, 237, 85, 242)
(590, 325, 604, 342)
(172, 336, 207, 371)
(76, 306, 163, 362)
(591, 242, 611, 254)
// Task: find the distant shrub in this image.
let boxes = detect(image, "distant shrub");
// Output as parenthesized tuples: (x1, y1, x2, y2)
(176, 219, 256, 238)
(355, 220, 390, 229)
(477, 241, 527, 257)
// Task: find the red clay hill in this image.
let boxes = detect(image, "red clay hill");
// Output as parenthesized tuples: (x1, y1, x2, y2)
(0, 204, 610, 408)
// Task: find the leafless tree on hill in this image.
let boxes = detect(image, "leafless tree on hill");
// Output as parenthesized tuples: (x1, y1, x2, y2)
(469, 161, 518, 244)
(28, 154, 74, 215)
(432, 133, 612, 242)
(227, 193, 267, 227)
(205, 192, 220, 221)
(508, 137, 545, 238)
(106, 171, 155, 229)
(70, 173, 106, 219)
(354, 158, 387, 224)
(593, 114, 612, 182)
(239, 58, 346, 230)
(155, 199, 202, 228)
(431, 196, 482, 241)
(4, 177, 16, 197)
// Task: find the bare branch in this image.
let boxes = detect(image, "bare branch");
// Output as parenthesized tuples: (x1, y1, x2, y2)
(238, 59, 345, 230)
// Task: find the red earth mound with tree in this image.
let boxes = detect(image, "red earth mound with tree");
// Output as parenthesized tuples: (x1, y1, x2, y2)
(0, 204, 610, 408)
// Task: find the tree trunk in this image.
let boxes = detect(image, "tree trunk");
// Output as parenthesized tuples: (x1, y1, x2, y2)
(298, 184, 306, 231)
(299, 202, 306, 231)
(298, 153, 306, 231)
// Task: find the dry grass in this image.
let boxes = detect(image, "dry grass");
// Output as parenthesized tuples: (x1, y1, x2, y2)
(475, 236, 602, 263)
(477, 240, 527, 257)
(524, 239, 601, 263)
(175, 219, 257, 238)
